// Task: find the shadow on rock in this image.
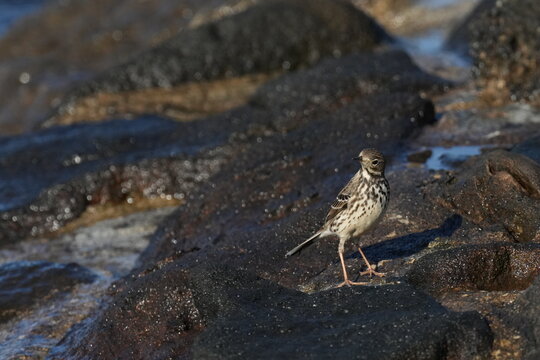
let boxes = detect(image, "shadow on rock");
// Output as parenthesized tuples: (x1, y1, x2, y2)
(361, 214, 463, 264)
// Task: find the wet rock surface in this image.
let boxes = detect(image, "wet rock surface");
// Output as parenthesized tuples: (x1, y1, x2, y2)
(414, 98, 540, 147)
(408, 243, 540, 294)
(0, 207, 176, 277)
(428, 150, 540, 242)
(48, 0, 390, 126)
(0, 207, 173, 359)
(0, 261, 96, 323)
(45, 49, 495, 358)
(136, 52, 442, 272)
(50, 265, 493, 360)
(190, 269, 493, 360)
(0, 49, 443, 247)
(0, 116, 227, 244)
(49, 263, 203, 360)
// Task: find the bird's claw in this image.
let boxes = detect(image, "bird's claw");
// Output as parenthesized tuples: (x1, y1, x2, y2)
(360, 265, 385, 278)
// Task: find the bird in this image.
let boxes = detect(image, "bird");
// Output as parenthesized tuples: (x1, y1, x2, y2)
(286, 148, 389, 287)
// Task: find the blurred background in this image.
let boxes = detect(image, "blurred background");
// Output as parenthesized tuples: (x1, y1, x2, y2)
(0, 0, 479, 135)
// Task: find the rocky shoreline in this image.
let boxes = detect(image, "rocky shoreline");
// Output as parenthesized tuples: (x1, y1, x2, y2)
(0, 0, 539, 359)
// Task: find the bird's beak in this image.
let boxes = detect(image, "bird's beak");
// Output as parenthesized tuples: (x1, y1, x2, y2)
(352, 156, 361, 161)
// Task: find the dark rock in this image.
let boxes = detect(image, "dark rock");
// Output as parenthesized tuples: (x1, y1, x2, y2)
(47, 49, 451, 357)
(0, 261, 96, 323)
(51, 265, 493, 360)
(428, 150, 540, 242)
(505, 275, 540, 360)
(0, 116, 210, 211)
(85, 0, 389, 91)
(446, 0, 540, 103)
(132, 51, 445, 288)
(0, 116, 231, 245)
(444, 0, 496, 57)
(407, 243, 540, 294)
(408, 149, 433, 164)
(413, 99, 540, 148)
(361, 213, 463, 266)
(469, 0, 540, 103)
(49, 262, 202, 360)
(250, 50, 447, 113)
(139, 94, 437, 276)
(49, 0, 391, 125)
(192, 269, 493, 360)
(437, 151, 471, 169)
(0, 50, 444, 246)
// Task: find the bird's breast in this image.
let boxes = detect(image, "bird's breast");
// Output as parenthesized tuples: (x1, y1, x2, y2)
(337, 179, 389, 237)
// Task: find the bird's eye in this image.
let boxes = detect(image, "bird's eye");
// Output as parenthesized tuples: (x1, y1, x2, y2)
(372, 160, 379, 165)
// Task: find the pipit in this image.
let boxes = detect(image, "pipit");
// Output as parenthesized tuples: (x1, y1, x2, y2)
(286, 148, 389, 287)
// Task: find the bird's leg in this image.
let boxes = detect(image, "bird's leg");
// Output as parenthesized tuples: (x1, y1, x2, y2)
(358, 247, 385, 277)
(336, 251, 368, 287)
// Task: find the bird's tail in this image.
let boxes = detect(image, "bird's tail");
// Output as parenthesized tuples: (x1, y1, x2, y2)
(285, 231, 323, 257)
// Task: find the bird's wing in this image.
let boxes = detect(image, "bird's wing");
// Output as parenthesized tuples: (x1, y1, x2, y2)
(324, 172, 361, 224)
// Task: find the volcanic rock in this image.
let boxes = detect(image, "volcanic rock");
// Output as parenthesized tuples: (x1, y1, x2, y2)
(0, 50, 445, 246)
(0, 116, 229, 245)
(0, 0, 268, 133)
(0, 46, 460, 358)
(45, 48, 456, 357)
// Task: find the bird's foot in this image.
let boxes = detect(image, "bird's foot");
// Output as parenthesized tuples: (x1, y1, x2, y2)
(360, 265, 385, 278)
(336, 279, 369, 288)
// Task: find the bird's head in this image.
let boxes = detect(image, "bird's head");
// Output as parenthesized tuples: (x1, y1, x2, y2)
(354, 148, 386, 176)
